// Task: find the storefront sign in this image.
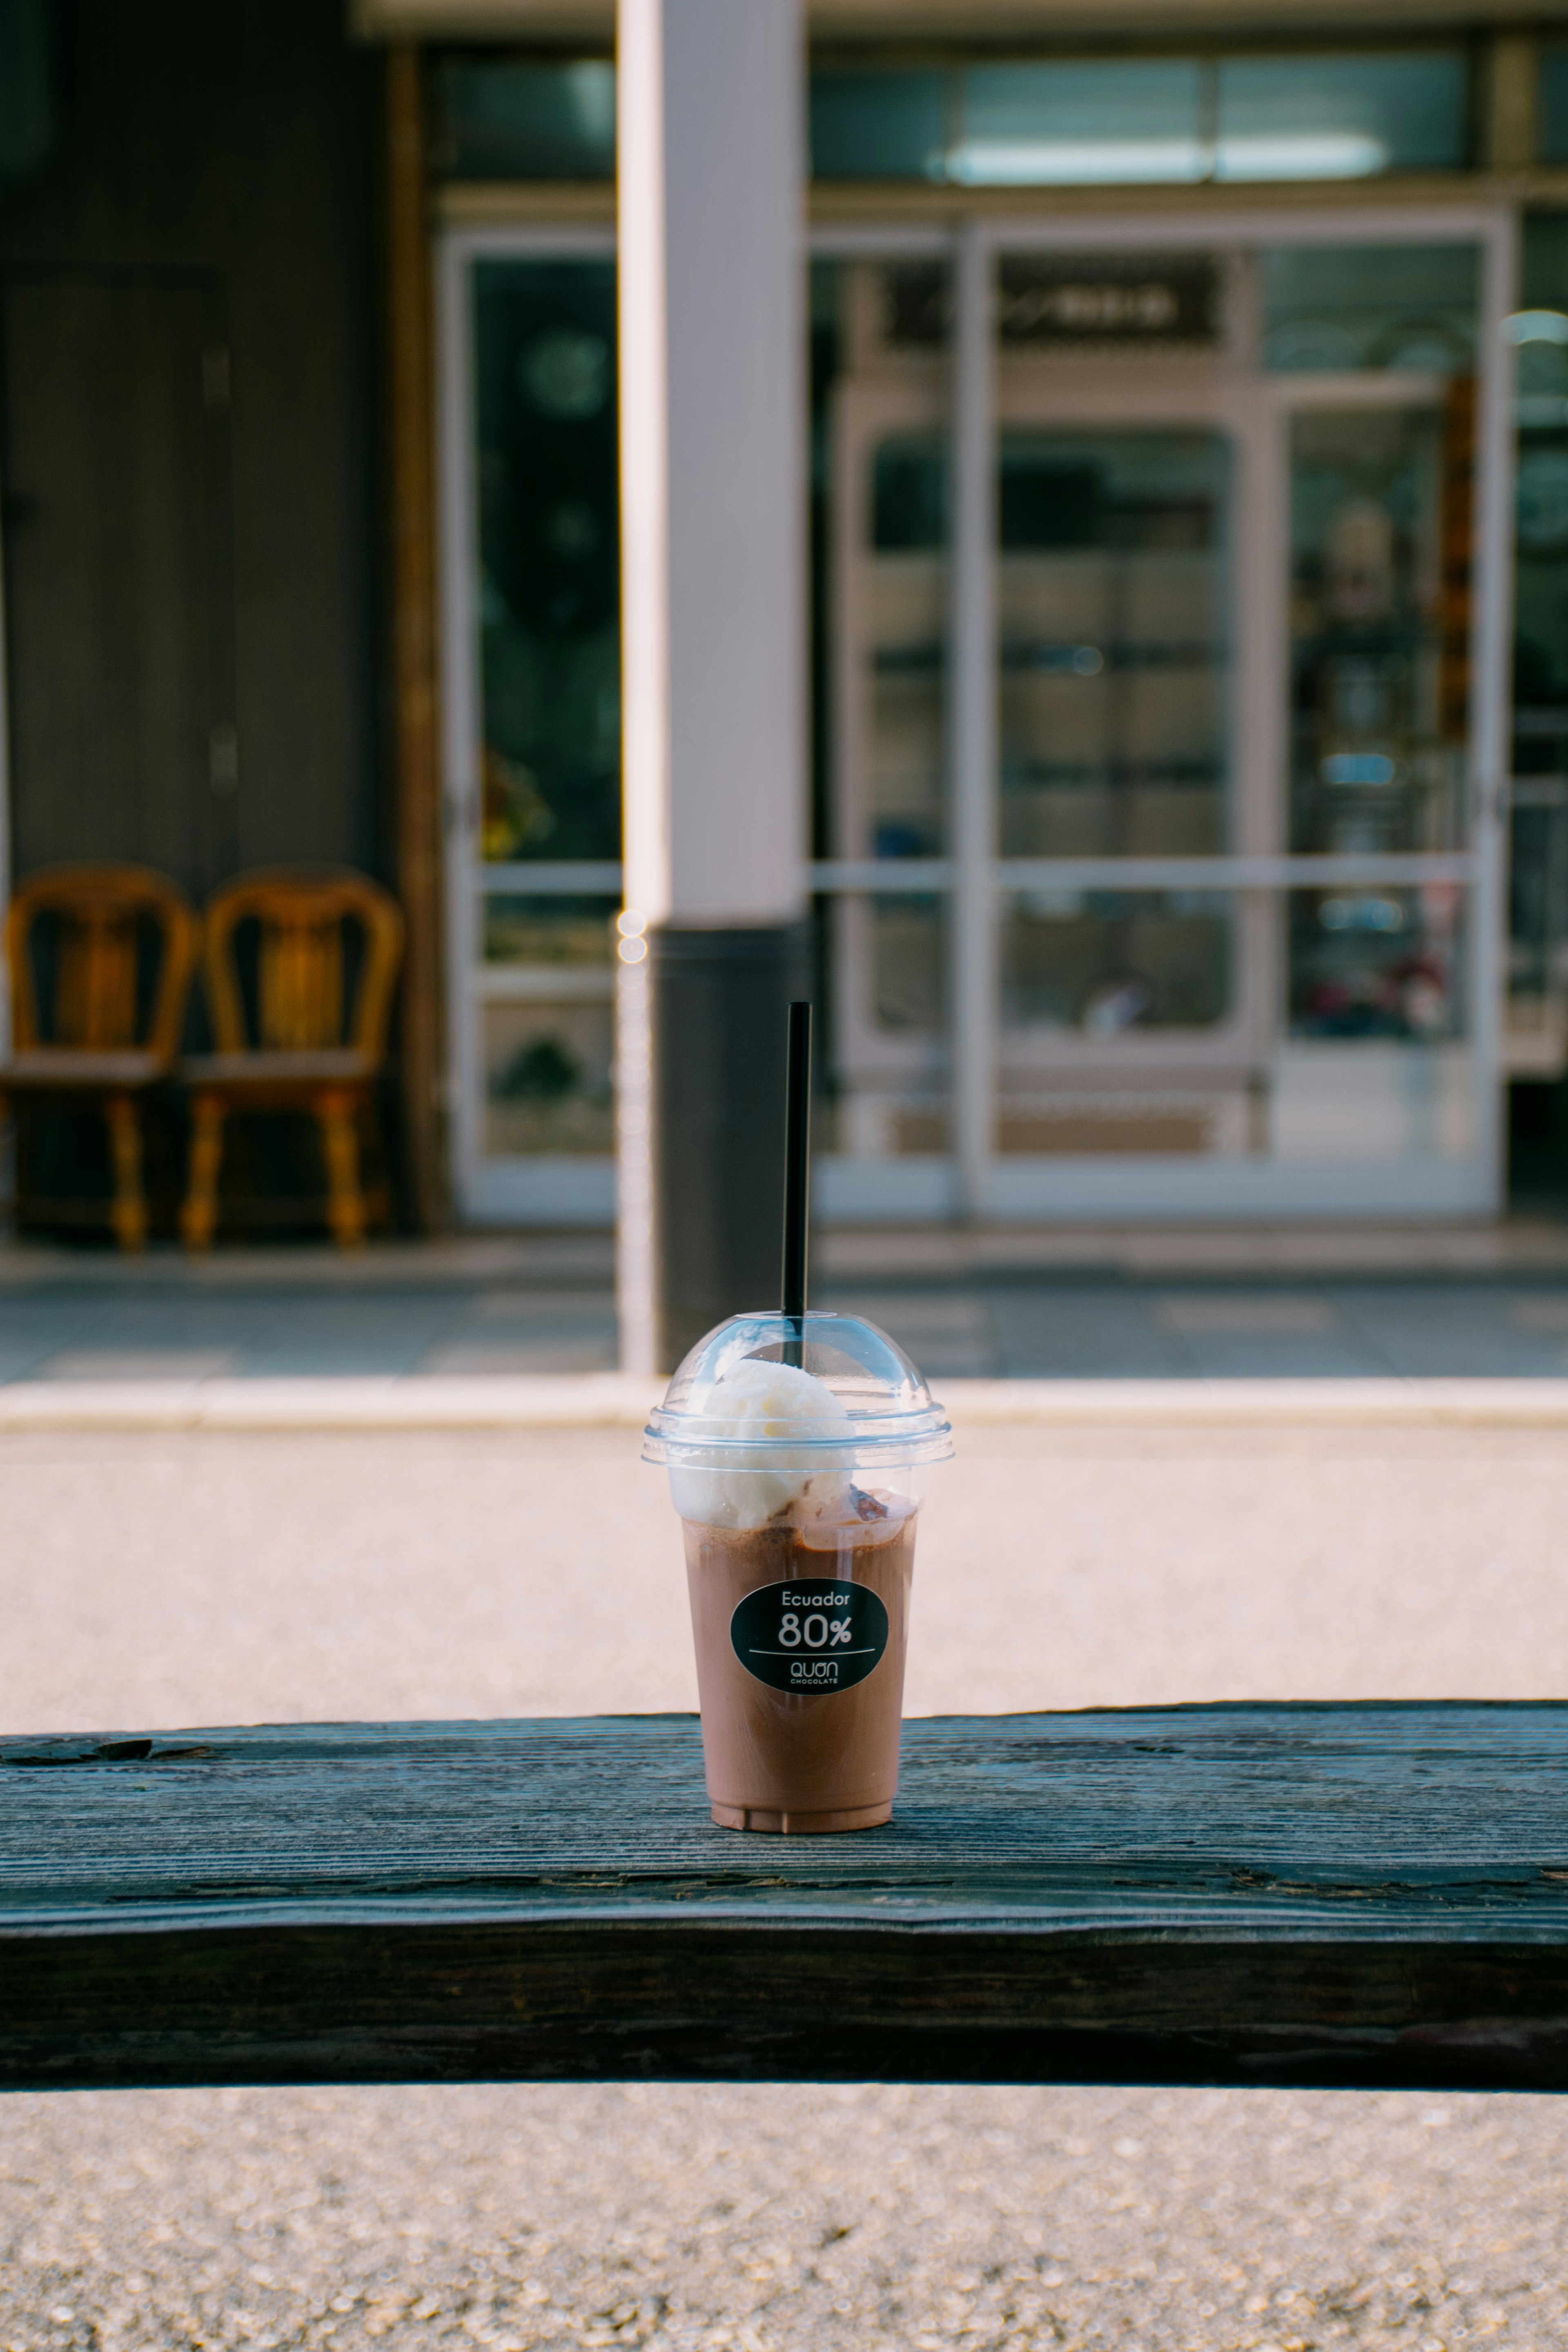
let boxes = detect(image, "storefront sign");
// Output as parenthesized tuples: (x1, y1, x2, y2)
(998, 256, 1220, 346)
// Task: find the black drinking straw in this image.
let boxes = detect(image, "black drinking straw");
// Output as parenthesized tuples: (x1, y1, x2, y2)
(781, 1000, 811, 1368)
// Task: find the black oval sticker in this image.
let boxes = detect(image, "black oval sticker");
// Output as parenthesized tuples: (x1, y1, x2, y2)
(730, 1577, 889, 1695)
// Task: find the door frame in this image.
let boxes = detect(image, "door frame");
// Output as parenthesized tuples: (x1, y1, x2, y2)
(435, 204, 1517, 1227)
(435, 222, 620, 1226)
(812, 201, 1518, 1221)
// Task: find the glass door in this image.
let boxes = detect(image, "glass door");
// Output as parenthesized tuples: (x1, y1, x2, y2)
(1272, 374, 1480, 1172)
(993, 419, 1249, 1158)
(434, 214, 1511, 1229)
(814, 258, 955, 1199)
(439, 233, 621, 1225)
(813, 216, 1512, 1223)
(996, 428, 1232, 864)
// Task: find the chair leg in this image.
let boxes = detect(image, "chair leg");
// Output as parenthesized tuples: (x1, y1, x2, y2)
(318, 1089, 366, 1248)
(104, 1093, 148, 1252)
(181, 1094, 227, 1250)
(359, 1099, 394, 1234)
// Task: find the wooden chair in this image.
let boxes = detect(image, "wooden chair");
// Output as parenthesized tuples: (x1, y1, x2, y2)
(0, 863, 198, 1250)
(179, 866, 405, 1250)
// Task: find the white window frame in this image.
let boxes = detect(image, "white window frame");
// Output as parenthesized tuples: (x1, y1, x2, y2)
(436, 223, 619, 1225)
(437, 203, 1516, 1227)
(812, 202, 1517, 1222)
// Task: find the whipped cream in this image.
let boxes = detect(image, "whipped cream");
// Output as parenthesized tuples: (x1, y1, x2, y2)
(667, 1356, 855, 1532)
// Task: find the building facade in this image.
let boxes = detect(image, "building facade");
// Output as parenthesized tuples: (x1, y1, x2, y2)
(408, 3, 1568, 1229)
(6, 1, 1568, 1233)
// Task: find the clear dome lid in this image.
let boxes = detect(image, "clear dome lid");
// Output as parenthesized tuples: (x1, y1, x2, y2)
(643, 1310, 953, 1469)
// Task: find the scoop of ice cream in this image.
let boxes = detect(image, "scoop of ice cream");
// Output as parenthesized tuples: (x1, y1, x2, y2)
(667, 1356, 855, 1532)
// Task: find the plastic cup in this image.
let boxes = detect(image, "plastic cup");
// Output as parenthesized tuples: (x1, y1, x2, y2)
(644, 1311, 952, 1833)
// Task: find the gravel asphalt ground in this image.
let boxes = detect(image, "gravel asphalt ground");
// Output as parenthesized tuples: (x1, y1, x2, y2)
(4, 1415, 1568, 2351)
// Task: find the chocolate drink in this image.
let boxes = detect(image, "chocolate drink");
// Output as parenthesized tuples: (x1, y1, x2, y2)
(683, 1487, 918, 1833)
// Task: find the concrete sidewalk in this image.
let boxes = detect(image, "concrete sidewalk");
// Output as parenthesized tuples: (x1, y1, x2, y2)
(12, 1215, 1568, 1380)
(8, 1410, 1568, 1735)
(5, 1403, 1568, 2350)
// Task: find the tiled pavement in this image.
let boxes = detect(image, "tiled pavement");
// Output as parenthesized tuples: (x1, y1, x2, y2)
(827, 1274, 1568, 1378)
(11, 1227, 1568, 1378)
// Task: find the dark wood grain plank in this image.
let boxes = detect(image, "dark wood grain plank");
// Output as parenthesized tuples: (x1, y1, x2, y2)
(3, 1707, 1568, 2092)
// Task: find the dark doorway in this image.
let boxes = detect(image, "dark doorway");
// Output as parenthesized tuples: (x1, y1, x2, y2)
(1, 270, 238, 897)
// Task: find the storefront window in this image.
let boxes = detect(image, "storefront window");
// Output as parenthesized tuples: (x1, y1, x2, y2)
(482, 996, 615, 1157)
(808, 71, 947, 181)
(997, 430, 1231, 858)
(872, 896, 947, 1033)
(810, 51, 1467, 188)
(472, 258, 620, 864)
(1541, 50, 1568, 165)
(1262, 243, 1479, 374)
(1000, 891, 1233, 1035)
(822, 893, 951, 1157)
(1288, 402, 1468, 856)
(433, 58, 614, 180)
(460, 259, 620, 1209)
(477, 900, 618, 1161)
(859, 436, 946, 859)
(953, 61, 1206, 188)
(430, 50, 1468, 190)
(813, 258, 953, 1167)
(1289, 885, 1465, 1041)
(446, 213, 1499, 1223)
(482, 897, 617, 966)
(1215, 53, 1466, 183)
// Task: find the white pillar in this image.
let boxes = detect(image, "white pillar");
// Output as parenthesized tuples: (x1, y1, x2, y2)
(949, 220, 996, 1222)
(618, 0, 805, 929)
(617, 0, 808, 1370)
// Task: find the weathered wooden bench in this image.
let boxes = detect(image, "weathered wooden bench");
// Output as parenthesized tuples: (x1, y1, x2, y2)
(3, 1703, 1566, 2095)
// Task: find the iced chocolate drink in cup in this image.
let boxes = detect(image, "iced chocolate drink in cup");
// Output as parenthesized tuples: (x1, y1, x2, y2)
(643, 1310, 952, 1832)
(645, 1001, 951, 1832)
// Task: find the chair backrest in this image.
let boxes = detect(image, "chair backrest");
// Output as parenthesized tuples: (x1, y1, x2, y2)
(201, 867, 405, 1059)
(5, 863, 197, 1060)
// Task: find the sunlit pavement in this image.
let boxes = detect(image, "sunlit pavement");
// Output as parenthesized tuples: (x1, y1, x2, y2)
(7, 1334, 1568, 2346)
(9, 1218, 1568, 1379)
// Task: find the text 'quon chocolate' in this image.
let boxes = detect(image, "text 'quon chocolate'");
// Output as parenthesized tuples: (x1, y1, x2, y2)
(729, 1578, 890, 1695)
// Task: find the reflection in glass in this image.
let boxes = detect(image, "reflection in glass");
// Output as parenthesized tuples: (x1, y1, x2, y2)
(809, 70, 947, 179)
(813, 254, 952, 1162)
(808, 53, 1467, 188)
(482, 898, 617, 966)
(813, 260, 951, 865)
(1512, 314, 1568, 436)
(872, 895, 946, 1031)
(483, 999, 614, 1156)
(1508, 788, 1568, 1020)
(1262, 243, 1479, 373)
(997, 431, 1230, 856)
(823, 898, 950, 1158)
(433, 59, 615, 181)
(1289, 406, 1467, 854)
(952, 61, 1205, 187)
(1288, 886, 1464, 1041)
(474, 260, 620, 863)
(1216, 53, 1465, 182)
(1543, 45, 1568, 163)
(864, 434, 947, 857)
(433, 53, 1471, 190)
(1000, 891, 1232, 1033)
